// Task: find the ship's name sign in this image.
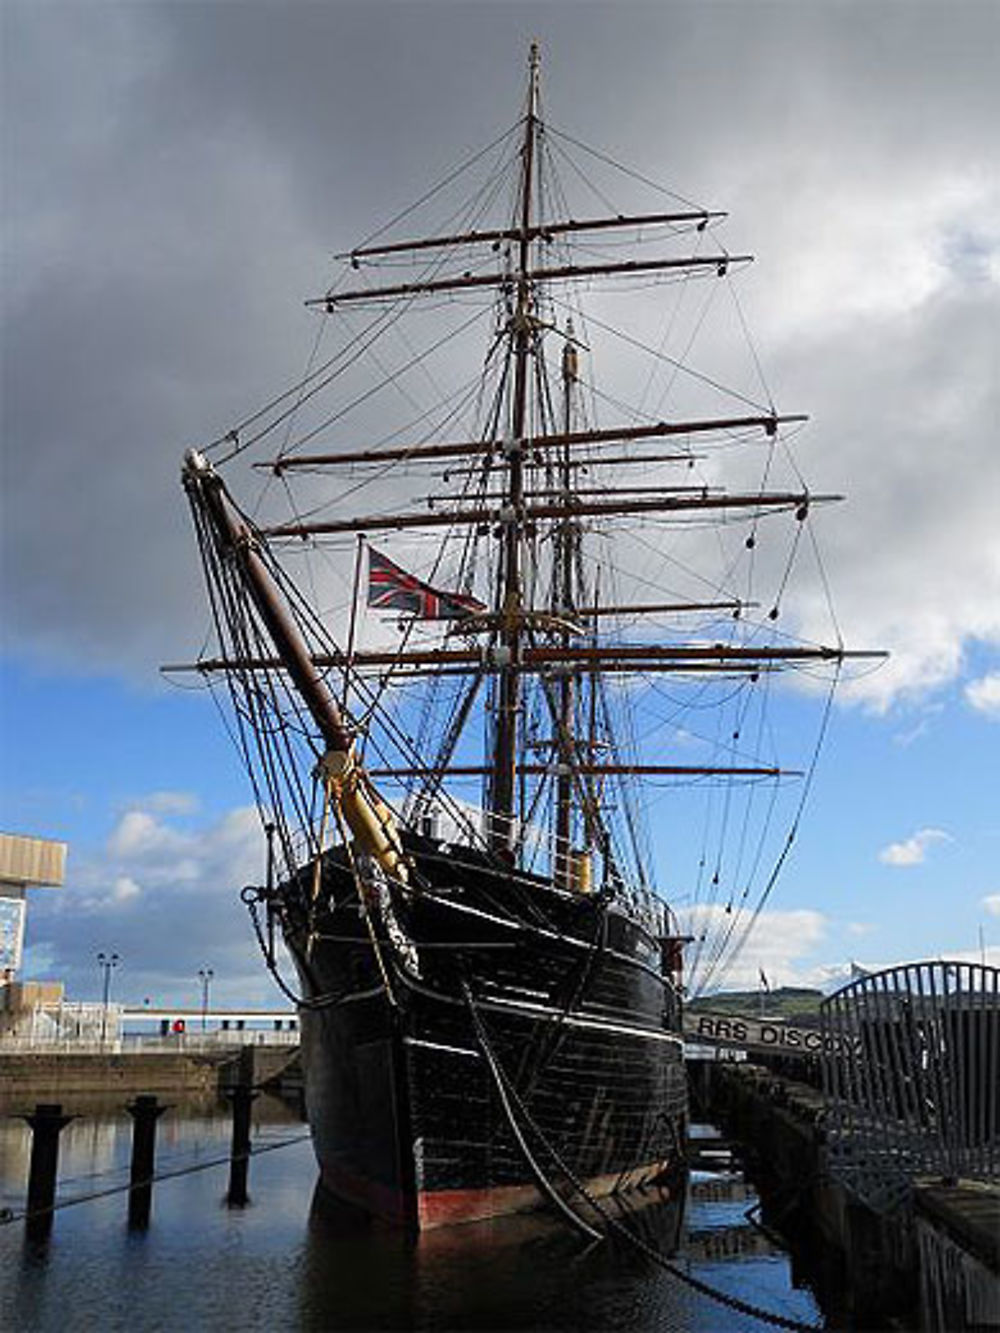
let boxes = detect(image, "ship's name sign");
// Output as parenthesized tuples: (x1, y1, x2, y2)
(684, 1011, 860, 1058)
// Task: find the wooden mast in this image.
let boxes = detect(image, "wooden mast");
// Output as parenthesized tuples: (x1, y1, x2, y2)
(554, 325, 578, 887)
(491, 40, 539, 858)
(181, 45, 887, 891)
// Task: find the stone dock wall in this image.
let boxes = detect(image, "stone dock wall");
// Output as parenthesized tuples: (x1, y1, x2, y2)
(0, 1046, 300, 1109)
(0, 1052, 223, 1106)
(693, 1059, 999, 1331)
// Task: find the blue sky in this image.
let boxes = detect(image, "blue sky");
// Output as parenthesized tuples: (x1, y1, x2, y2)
(2, 1, 998, 1007)
(4, 624, 998, 1009)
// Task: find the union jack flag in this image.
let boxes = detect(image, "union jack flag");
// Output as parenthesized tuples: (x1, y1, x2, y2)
(367, 548, 485, 619)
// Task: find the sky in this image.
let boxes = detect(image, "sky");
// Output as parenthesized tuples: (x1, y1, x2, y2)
(2, 0, 998, 1010)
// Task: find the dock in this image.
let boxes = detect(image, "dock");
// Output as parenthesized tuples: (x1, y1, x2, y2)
(690, 958, 999, 1332)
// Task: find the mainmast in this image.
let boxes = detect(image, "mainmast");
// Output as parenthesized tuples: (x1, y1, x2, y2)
(176, 42, 888, 900)
(491, 41, 540, 858)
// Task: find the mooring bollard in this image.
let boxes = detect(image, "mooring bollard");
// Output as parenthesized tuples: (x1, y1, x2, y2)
(22, 1103, 75, 1242)
(227, 1048, 258, 1207)
(126, 1094, 167, 1229)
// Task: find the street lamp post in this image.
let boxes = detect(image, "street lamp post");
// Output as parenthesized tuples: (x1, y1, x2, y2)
(198, 967, 215, 1032)
(97, 951, 120, 1045)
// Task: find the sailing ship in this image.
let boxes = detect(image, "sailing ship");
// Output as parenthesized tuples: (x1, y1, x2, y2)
(178, 46, 875, 1229)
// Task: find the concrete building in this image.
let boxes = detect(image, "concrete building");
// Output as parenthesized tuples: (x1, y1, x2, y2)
(0, 832, 72, 1041)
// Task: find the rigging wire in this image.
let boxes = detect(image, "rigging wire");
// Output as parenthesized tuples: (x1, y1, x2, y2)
(549, 293, 772, 415)
(697, 662, 841, 996)
(183, 71, 856, 998)
(545, 123, 710, 213)
(349, 122, 523, 254)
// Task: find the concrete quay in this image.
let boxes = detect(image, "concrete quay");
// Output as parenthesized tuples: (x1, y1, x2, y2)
(0, 1044, 301, 1111)
(693, 1059, 999, 1331)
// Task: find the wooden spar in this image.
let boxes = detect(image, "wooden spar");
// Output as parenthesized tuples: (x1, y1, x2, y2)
(162, 659, 784, 679)
(577, 600, 749, 618)
(367, 764, 797, 779)
(262, 489, 839, 539)
(426, 484, 721, 503)
(404, 599, 749, 622)
(181, 451, 352, 754)
(259, 414, 804, 472)
(164, 643, 881, 674)
(184, 451, 412, 884)
(337, 209, 727, 261)
(443, 453, 708, 476)
(353, 661, 789, 679)
(310, 253, 753, 309)
(368, 767, 800, 778)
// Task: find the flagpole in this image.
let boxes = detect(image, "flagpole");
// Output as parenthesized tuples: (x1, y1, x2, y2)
(343, 533, 365, 710)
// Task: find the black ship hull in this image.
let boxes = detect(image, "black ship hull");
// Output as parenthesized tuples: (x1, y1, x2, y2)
(281, 836, 687, 1228)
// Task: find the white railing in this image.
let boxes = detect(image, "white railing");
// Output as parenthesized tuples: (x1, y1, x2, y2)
(0, 1036, 126, 1053)
(0, 1001, 122, 1050)
(124, 1030, 300, 1052)
(0, 1002, 300, 1054)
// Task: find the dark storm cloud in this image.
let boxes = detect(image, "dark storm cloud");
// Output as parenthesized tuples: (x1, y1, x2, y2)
(2, 0, 998, 694)
(4, 0, 999, 1002)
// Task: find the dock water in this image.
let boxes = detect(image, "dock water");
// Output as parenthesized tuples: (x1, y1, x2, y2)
(1, 1095, 823, 1332)
(4, 1060, 997, 1329)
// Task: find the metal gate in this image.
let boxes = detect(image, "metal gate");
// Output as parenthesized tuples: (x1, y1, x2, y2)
(820, 961, 999, 1211)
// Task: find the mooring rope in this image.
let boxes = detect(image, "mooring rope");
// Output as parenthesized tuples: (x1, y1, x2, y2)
(0, 1129, 313, 1228)
(462, 982, 822, 1333)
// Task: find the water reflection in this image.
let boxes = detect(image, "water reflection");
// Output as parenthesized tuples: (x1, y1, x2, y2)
(0, 1104, 824, 1332)
(299, 1186, 689, 1331)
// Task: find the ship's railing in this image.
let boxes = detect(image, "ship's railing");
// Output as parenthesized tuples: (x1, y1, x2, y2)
(820, 961, 999, 1211)
(613, 882, 669, 936)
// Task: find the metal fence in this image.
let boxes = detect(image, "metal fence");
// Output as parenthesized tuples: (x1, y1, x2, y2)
(821, 961, 999, 1211)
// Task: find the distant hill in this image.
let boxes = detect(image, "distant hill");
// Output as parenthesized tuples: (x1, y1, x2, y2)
(688, 986, 824, 1019)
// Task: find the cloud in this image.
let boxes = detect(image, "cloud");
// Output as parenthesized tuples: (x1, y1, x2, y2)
(22, 801, 273, 1007)
(817, 948, 1000, 990)
(965, 673, 1000, 719)
(0, 1, 997, 723)
(935, 946, 1000, 968)
(123, 790, 200, 816)
(107, 810, 187, 861)
(878, 827, 950, 866)
(983, 894, 1000, 918)
(680, 904, 827, 993)
(112, 875, 142, 903)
